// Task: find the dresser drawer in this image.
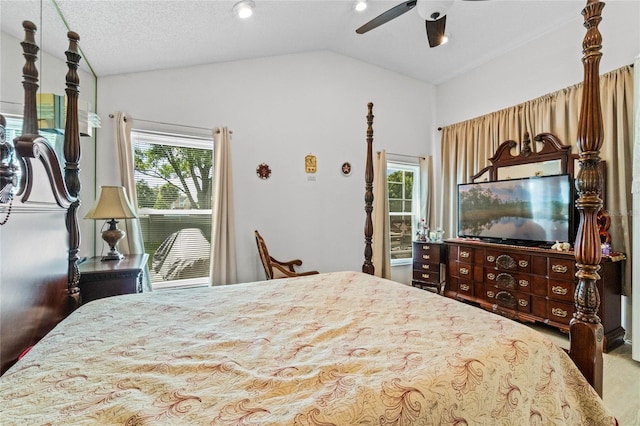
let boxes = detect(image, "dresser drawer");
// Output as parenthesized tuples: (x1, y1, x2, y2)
(457, 280, 474, 297)
(412, 269, 441, 284)
(485, 269, 532, 293)
(486, 286, 531, 313)
(413, 243, 442, 263)
(548, 300, 573, 325)
(485, 250, 531, 272)
(548, 280, 574, 302)
(548, 258, 576, 280)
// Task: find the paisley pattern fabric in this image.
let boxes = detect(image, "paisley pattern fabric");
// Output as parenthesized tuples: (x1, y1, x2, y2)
(0, 271, 616, 425)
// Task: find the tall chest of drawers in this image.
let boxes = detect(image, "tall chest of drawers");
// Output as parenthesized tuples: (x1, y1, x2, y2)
(445, 239, 625, 352)
(411, 241, 445, 293)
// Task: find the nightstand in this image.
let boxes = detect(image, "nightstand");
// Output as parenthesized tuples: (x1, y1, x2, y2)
(79, 253, 148, 304)
(412, 241, 445, 294)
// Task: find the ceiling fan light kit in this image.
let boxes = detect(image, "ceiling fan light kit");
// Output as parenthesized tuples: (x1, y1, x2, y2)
(356, 0, 484, 48)
(354, 0, 368, 12)
(233, 0, 255, 19)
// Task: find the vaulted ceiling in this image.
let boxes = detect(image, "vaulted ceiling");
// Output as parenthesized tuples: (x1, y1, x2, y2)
(1, 1, 599, 85)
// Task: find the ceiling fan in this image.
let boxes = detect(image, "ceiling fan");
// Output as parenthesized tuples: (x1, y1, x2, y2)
(356, 0, 486, 48)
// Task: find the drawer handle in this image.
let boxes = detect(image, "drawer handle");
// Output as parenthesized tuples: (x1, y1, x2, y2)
(552, 286, 568, 295)
(518, 279, 529, 288)
(519, 260, 529, 268)
(460, 267, 469, 275)
(423, 254, 431, 260)
(552, 264, 569, 274)
(421, 264, 430, 270)
(551, 307, 568, 318)
(487, 273, 495, 280)
(421, 273, 431, 279)
(487, 255, 495, 263)
(519, 299, 528, 307)
(486, 291, 495, 298)
(460, 251, 470, 258)
(422, 245, 430, 250)
(460, 283, 470, 291)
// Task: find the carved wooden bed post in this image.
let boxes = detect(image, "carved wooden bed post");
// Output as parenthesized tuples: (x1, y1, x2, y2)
(362, 102, 375, 275)
(570, 0, 606, 396)
(14, 21, 82, 311)
(63, 31, 82, 311)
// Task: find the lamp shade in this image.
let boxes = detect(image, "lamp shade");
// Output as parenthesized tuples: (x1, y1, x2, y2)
(84, 186, 138, 220)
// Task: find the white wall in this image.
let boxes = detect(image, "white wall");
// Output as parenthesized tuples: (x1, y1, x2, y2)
(96, 51, 436, 284)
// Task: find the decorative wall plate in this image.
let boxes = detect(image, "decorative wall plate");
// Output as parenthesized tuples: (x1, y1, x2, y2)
(305, 154, 317, 173)
(341, 161, 352, 177)
(256, 163, 271, 180)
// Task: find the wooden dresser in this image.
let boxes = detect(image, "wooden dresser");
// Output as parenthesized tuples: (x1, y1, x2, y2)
(412, 241, 445, 293)
(444, 239, 625, 351)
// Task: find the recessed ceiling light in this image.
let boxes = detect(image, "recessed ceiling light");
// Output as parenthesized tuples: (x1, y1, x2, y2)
(354, 0, 367, 12)
(233, 0, 255, 19)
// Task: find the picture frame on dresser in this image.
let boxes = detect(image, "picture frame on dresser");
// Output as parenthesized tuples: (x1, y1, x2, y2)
(444, 132, 625, 352)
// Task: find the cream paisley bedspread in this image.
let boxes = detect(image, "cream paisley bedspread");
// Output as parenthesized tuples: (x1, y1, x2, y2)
(0, 271, 616, 425)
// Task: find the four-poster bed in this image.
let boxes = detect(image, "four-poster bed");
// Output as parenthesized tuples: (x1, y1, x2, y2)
(0, 0, 618, 423)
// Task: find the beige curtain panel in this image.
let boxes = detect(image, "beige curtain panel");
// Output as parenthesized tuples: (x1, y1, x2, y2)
(209, 127, 237, 286)
(372, 150, 391, 279)
(440, 65, 634, 296)
(113, 111, 152, 291)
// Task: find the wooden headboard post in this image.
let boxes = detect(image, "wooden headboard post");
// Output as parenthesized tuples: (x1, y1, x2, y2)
(0, 21, 82, 374)
(570, 0, 606, 395)
(362, 102, 375, 275)
(63, 31, 82, 310)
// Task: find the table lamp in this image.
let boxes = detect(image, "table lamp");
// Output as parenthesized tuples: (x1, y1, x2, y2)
(85, 186, 138, 261)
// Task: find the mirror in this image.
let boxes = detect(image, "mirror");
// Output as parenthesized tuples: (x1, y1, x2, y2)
(497, 159, 562, 180)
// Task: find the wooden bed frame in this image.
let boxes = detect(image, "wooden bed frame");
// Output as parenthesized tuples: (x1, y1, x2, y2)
(362, 0, 608, 395)
(0, 0, 608, 397)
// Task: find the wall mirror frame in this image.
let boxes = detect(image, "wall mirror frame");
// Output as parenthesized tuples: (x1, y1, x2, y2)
(470, 132, 571, 183)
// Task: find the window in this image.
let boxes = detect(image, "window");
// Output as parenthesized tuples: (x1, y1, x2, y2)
(132, 130, 213, 289)
(387, 162, 420, 264)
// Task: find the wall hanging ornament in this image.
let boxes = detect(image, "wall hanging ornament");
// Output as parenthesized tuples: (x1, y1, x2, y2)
(341, 161, 352, 177)
(305, 154, 317, 173)
(256, 163, 271, 180)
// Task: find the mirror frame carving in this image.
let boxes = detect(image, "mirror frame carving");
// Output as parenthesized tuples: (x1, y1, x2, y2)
(470, 132, 571, 183)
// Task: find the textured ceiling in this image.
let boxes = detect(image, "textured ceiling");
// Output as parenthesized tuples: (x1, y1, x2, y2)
(1, 0, 597, 85)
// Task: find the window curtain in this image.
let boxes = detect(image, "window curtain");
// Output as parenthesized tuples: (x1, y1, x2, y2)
(419, 156, 434, 230)
(113, 111, 151, 292)
(440, 65, 634, 296)
(372, 150, 391, 279)
(209, 127, 237, 286)
(632, 57, 639, 362)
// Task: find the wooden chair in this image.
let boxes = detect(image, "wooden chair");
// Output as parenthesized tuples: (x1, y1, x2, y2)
(255, 230, 319, 280)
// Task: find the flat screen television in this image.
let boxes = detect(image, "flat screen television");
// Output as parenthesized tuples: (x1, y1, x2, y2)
(457, 174, 573, 247)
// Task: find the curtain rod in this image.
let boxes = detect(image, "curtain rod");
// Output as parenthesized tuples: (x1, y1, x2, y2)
(380, 151, 426, 160)
(108, 113, 232, 134)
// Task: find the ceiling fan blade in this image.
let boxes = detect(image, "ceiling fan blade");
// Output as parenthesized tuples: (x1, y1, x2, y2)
(356, 0, 418, 34)
(425, 15, 447, 48)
